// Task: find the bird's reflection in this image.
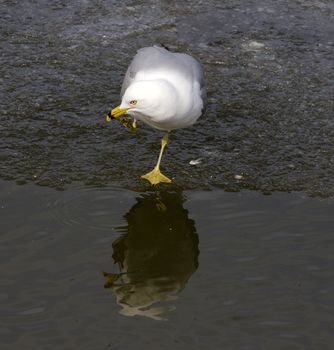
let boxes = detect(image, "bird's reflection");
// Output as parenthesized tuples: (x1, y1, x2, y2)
(104, 191, 199, 320)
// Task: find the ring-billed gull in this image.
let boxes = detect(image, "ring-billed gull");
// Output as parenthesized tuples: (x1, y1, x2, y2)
(106, 46, 206, 185)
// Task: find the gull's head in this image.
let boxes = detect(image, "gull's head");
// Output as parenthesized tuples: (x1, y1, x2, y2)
(110, 80, 178, 121)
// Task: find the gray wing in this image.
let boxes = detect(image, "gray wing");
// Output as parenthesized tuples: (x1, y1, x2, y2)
(120, 47, 167, 97)
(175, 51, 207, 112)
(120, 62, 136, 98)
(121, 46, 207, 111)
(188, 54, 207, 111)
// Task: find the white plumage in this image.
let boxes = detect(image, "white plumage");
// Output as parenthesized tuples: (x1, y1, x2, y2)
(108, 46, 206, 185)
(120, 46, 206, 130)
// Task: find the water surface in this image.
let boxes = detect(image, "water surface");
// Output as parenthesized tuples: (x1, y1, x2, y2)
(1, 180, 334, 349)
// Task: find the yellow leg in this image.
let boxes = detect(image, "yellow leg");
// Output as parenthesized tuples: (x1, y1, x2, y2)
(141, 132, 172, 185)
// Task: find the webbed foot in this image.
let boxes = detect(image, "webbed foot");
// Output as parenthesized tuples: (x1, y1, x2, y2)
(141, 166, 172, 185)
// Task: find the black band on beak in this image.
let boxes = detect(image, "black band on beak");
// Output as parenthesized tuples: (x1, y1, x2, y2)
(107, 111, 116, 120)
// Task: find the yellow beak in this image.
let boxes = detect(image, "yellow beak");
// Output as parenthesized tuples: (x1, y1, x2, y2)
(106, 105, 128, 122)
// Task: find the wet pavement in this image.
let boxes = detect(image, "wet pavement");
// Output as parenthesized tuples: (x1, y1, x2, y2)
(1, 0, 333, 195)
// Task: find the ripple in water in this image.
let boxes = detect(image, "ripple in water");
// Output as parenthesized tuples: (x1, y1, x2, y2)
(45, 186, 128, 233)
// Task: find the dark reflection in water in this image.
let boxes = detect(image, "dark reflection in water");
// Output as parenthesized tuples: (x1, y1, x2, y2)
(104, 191, 199, 320)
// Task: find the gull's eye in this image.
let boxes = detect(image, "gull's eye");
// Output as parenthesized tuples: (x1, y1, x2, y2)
(129, 100, 137, 106)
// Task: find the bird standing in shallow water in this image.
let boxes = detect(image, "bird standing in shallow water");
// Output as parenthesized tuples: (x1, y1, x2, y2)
(106, 46, 206, 185)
